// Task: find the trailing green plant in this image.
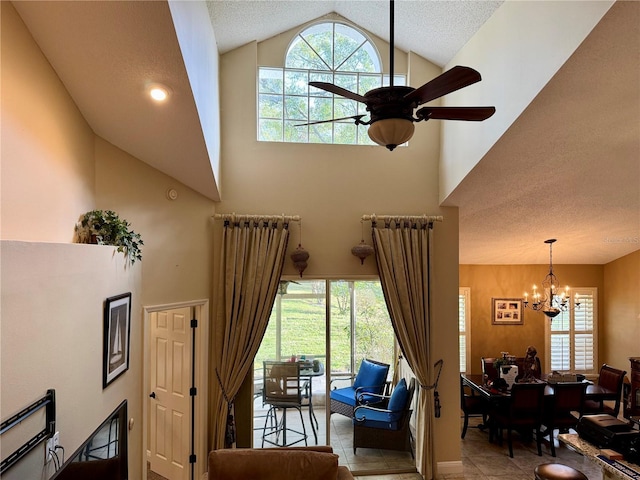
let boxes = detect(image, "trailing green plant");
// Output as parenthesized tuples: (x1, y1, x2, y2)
(75, 210, 143, 264)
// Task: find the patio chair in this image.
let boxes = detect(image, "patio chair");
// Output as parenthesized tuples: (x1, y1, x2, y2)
(261, 361, 308, 447)
(329, 358, 390, 418)
(353, 377, 416, 457)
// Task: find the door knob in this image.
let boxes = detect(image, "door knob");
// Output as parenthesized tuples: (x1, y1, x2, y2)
(149, 392, 156, 399)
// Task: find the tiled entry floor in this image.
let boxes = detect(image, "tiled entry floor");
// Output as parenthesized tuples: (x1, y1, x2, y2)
(252, 404, 602, 479)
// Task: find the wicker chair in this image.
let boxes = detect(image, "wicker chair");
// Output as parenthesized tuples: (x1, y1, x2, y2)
(352, 377, 416, 457)
(329, 359, 390, 418)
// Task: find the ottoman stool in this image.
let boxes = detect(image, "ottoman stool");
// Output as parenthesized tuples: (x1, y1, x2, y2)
(534, 463, 588, 480)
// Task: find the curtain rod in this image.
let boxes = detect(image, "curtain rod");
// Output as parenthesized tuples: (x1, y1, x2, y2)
(212, 213, 300, 222)
(361, 214, 443, 222)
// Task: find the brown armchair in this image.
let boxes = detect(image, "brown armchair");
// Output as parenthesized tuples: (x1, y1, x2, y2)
(583, 364, 627, 417)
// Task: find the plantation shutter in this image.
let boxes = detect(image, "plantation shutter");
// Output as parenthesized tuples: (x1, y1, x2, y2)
(548, 288, 596, 374)
(459, 288, 470, 373)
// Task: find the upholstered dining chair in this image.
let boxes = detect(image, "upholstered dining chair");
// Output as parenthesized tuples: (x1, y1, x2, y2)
(329, 358, 390, 418)
(353, 377, 416, 457)
(540, 382, 587, 456)
(460, 374, 488, 438)
(261, 361, 308, 447)
(481, 357, 499, 383)
(583, 364, 627, 417)
(490, 382, 546, 458)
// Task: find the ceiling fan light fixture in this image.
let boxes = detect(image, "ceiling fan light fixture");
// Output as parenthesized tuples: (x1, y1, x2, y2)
(367, 118, 415, 151)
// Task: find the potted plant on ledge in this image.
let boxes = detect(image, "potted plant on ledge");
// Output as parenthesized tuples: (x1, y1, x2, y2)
(75, 210, 143, 264)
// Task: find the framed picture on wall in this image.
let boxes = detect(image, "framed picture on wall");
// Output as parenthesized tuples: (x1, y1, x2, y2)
(103, 292, 132, 388)
(491, 298, 524, 325)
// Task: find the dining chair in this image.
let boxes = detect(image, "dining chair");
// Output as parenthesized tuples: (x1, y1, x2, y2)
(540, 382, 587, 456)
(261, 361, 308, 447)
(481, 357, 499, 382)
(490, 382, 546, 458)
(460, 374, 488, 438)
(583, 364, 627, 417)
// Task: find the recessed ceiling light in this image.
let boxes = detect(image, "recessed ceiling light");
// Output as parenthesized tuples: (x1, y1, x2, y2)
(147, 83, 170, 102)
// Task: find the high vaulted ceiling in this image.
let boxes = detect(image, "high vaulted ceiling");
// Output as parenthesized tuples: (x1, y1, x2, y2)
(11, 1, 640, 265)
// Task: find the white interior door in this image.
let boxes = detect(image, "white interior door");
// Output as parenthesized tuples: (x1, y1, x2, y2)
(149, 307, 191, 480)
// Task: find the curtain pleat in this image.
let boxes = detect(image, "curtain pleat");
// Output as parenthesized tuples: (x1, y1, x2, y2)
(210, 219, 290, 450)
(372, 219, 435, 479)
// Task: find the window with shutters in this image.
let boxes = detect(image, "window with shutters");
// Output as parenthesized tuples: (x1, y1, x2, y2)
(545, 288, 598, 375)
(459, 287, 471, 373)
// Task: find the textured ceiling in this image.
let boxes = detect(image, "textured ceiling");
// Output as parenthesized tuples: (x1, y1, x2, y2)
(206, 0, 503, 67)
(11, 1, 640, 265)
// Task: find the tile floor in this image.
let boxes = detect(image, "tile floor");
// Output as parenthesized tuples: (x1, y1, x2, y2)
(252, 402, 602, 479)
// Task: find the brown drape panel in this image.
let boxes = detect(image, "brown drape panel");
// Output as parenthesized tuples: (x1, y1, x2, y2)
(372, 218, 435, 479)
(210, 218, 290, 450)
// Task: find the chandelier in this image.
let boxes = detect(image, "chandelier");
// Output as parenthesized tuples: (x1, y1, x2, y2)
(523, 239, 580, 319)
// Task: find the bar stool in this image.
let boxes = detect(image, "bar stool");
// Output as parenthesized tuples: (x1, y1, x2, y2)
(534, 463, 588, 480)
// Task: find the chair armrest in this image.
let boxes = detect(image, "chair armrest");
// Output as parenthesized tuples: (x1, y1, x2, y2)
(329, 373, 356, 390)
(354, 404, 395, 416)
(355, 387, 390, 405)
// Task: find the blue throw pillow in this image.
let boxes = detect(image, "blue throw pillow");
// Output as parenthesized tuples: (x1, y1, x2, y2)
(387, 378, 408, 412)
(353, 359, 388, 392)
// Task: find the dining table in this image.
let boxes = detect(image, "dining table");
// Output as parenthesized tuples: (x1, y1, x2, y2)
(461, 373, 619, 403)
(461, 372, 620, 439)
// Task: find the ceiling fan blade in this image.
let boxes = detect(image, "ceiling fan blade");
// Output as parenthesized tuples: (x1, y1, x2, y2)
(309, 82, 367, 103)
(404, 66, 482, 106)
(417, 106, 496, 121)
(295, 114, 367, 127)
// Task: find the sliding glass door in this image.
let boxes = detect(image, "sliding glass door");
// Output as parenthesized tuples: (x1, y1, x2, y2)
(252, 279, 396, 447)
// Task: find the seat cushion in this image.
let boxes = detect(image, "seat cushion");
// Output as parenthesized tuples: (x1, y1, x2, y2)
(388, 378, 408, 411)
(353, 407, 402, 430)
(534, 463, 588, 480)
(330, 386, 380, 406)
(208, 448, 339, 480)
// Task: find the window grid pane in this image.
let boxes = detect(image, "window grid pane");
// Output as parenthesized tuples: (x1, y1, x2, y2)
(259, 21, 407, 146)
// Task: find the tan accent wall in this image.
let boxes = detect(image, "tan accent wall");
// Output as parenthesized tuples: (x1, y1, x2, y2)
(460, 263, 609, 375)
(603, 249, 640, 371)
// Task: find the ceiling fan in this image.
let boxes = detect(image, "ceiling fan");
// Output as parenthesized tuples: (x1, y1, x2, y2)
(298, 0, 496, 151)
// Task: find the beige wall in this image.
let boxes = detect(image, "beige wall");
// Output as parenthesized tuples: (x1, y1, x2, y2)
(1, 1, 95, 242)
(603, 249, 640, 371)
(218, 28, 462, 464)
(1, 242, 143, 480)
(94, 137, 215, 307)
(1, 3, 216, 479)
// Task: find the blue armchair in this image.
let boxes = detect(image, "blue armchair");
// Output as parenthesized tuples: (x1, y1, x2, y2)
(353, 377, 416, 457)
(329, 359, 390, 418)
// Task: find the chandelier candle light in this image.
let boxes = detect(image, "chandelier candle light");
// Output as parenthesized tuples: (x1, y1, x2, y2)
(523, 239, 580, 319)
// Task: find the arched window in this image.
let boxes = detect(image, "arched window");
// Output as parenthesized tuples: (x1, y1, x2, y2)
(258, 21, 405, 146)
